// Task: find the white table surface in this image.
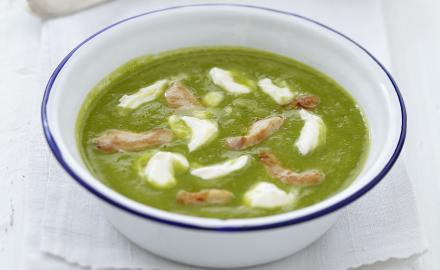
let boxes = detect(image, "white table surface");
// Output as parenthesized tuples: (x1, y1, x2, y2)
(1, 0, 439, 269)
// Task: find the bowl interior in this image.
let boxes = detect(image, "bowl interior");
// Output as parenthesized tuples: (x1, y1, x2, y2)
(44, 5, 403, 229)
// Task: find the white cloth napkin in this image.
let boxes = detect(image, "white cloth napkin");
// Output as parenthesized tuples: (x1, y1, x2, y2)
(25, 1, 427, 269)
(27, 0, 109, 18)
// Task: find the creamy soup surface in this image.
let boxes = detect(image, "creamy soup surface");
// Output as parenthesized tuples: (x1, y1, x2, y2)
(77, 47, 369, 219)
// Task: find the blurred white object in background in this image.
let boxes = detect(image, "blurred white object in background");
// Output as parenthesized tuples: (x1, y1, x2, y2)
(27, 0, 109, 18)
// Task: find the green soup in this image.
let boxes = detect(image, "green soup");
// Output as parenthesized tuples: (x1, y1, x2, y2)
(77, 47, 369, 219)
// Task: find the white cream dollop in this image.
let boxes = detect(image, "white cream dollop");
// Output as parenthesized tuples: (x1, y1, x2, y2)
(244, 182, 295, 209)
(143, 151, 189, 188)
(295, 109, 326, 155)
(191, 155, 250, 180)
(209, 67, 251, 94)
(257, 78, 295, 105)
(118, 79, 168, 109)
(181, 116, 218, 152)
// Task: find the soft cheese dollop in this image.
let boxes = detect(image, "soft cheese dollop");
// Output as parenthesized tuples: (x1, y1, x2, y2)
(209, 67, 251, 94)
(257, 78, 295, 105)
(144, 151, 189, 188)
(118, 79, 168, 109)
(244, 182, 295, 209)
(295, 109, 326, 155)
(191, 155, 250, 180)
(181, 116, 218, 152)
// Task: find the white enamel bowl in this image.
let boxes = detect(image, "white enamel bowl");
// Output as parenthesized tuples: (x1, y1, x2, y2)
(42, 4, 406, 268)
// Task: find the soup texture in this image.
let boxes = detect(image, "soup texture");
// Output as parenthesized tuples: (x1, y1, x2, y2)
(77, 47, 369, 219)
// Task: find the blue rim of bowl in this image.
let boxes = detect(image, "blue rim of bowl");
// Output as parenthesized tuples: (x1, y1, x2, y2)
(41, 3, 406, 232)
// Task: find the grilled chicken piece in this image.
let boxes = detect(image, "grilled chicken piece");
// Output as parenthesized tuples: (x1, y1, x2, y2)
(226, 116, 284, 150)
(93, 129, 173, 153)
(176, 189, 234, 205)
(290, 94, 320, 109)
(164, 81, 202, 109)
(259, 151, 324, 185)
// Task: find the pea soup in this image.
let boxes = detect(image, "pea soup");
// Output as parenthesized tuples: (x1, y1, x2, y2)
(77, 47, 369, 219)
